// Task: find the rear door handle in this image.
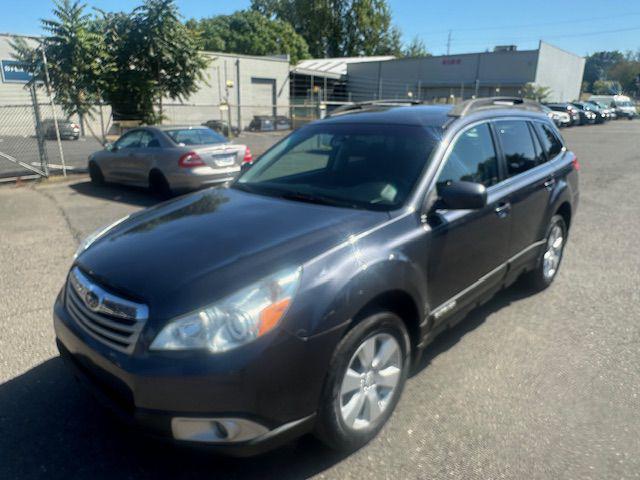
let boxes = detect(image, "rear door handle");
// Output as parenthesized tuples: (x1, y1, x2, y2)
(494, 202, 511, 218)
(543, 178, 556, 190)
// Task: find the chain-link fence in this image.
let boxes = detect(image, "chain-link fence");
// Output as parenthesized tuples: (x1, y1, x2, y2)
(0, 86, 110, 180)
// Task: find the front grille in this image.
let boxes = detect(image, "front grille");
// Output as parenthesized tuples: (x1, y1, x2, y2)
(65, 268, 148, 354)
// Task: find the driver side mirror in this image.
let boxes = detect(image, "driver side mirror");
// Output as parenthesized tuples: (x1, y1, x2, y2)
(104, 142, 117, 152)
(437, 181, 487, 210)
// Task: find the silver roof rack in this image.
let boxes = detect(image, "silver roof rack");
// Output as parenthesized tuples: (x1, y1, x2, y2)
(448, 97, 545, 117)
(327, 99, 424, 117)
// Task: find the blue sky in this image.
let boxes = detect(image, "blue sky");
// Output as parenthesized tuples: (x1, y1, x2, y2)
(3, 0, 640, 57)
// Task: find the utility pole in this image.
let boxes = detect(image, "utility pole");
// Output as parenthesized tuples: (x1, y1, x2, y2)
(446, 30, 452, 56)
(41, 48, 66, 176)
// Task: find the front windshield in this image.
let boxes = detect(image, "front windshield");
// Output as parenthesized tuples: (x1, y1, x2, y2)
(235, 123, 439, 211)
(166, 128, 227, 145)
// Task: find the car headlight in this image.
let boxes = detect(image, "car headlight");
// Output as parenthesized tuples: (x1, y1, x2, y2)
(150, 267, 302, 353)
(74, 215, 129, 259)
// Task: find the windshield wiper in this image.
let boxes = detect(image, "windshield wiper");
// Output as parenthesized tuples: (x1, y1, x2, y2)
(278, 191, 359, 209)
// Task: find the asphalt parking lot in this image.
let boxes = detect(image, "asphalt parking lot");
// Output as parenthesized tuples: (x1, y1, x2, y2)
(1, 121, 639, 479)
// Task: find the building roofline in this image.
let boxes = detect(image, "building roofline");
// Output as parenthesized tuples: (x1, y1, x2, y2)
(201, 51, 289, 63)
(537, 40, 585, 60)
(0, 32, 41, 40)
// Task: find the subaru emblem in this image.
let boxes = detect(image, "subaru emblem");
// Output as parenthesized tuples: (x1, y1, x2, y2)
(84, 290, 100, 311)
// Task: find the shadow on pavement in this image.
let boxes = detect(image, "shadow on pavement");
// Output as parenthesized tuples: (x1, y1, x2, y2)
(0, 275, 533, 479)
(0, 357, 347, 479)
(69, 181, 162, 208)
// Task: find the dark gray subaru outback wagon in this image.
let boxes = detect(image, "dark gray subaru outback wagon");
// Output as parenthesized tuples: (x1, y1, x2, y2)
(54, 98, 579, 455)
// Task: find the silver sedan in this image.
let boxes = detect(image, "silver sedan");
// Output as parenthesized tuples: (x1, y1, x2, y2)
(88, 126, 252, 195)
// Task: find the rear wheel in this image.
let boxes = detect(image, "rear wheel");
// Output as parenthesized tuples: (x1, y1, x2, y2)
(88, 162, 104, 185)
(315, 312, 410, 452)
(149, 170, 171, 199)
(523, 214, 567, 291)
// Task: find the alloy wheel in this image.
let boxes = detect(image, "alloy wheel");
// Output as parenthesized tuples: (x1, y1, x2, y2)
(543, 223, 564, 280)
(339, 333, 402, 430)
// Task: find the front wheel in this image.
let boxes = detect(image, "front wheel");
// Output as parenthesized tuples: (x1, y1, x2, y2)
(315, 312, 410, 452)
(523, 214, 567, 291)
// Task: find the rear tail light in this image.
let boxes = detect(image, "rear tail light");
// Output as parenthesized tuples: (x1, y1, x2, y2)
(179, 151, 205, 168)
(243, 147, 253, 164)
(571, 155, 580, 171)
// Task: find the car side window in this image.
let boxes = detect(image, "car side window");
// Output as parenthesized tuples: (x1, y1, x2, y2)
(139, 131, 158, 148)
(536, 123, 564, 159)
(494, 120, 538, 177)
(529, 123, 547, 165)
(115, 131, 142, 149)
(437, 123, 499, 189)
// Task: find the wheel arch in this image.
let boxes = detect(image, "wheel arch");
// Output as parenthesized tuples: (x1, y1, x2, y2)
(349, 289, 422, 355)
(555, 201, 572, 230)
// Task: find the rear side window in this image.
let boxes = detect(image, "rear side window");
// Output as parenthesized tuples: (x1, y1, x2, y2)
(536, 123, 564, 159)
(437, 123, 499, 188)
(139, 131, 157, 148)
(494, 120, 538, 177)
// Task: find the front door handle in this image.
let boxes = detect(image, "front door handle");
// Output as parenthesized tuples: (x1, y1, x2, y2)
(543, 178, 556, 190)
(494, 202, 511, 218)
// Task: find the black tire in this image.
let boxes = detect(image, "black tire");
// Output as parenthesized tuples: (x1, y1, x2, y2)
(149, 170, 172, 199)
(315, 312, 411, 452)
(523, 214, 567, 291)
(88, 162, 104, 185)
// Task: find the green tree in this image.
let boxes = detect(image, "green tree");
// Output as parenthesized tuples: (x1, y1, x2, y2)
(344, 0, 403, 56)
(95, 0, 208, 123)
(11, 0, 106, 136)
(251, 0, 403, 57)
(583, 51, 624, 91)
(14, 0, 208, 126)
(592, 79, 621, 95)
(187, 10, 310, 63)
(608, 60, 640, 96)
(403, 36, 430, 58)
(521, 83, 552, 102)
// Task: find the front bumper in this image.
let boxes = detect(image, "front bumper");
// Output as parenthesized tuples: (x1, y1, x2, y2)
(54, 297, 339, 454)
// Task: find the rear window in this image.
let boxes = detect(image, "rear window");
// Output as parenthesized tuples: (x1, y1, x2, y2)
(166, 128, 227, 145)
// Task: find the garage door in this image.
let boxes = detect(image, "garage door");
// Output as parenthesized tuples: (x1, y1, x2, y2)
(250, 78, 276, 117)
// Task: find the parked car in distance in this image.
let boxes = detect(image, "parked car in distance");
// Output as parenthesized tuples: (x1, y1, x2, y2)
(201, 119, 240, 138)
(541, 105, 571, 128)
(589, 94, 637, 119)
(274, 115, 293, 130)
(586, 100, 616, 120)
(247, 115, 275, 132)
(545, 103, 582, 125)
(246, 115, 293, 132)
(88, 126, 252, 196)
(572, 102, 607, 123)
(41, 119, 80, 140)
(57, 98, 579, 455)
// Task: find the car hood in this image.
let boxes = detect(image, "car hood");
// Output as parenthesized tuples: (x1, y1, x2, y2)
(76, 188, 388, 319)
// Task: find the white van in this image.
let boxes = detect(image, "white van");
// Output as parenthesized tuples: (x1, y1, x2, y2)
(589, 95, 637, 119)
